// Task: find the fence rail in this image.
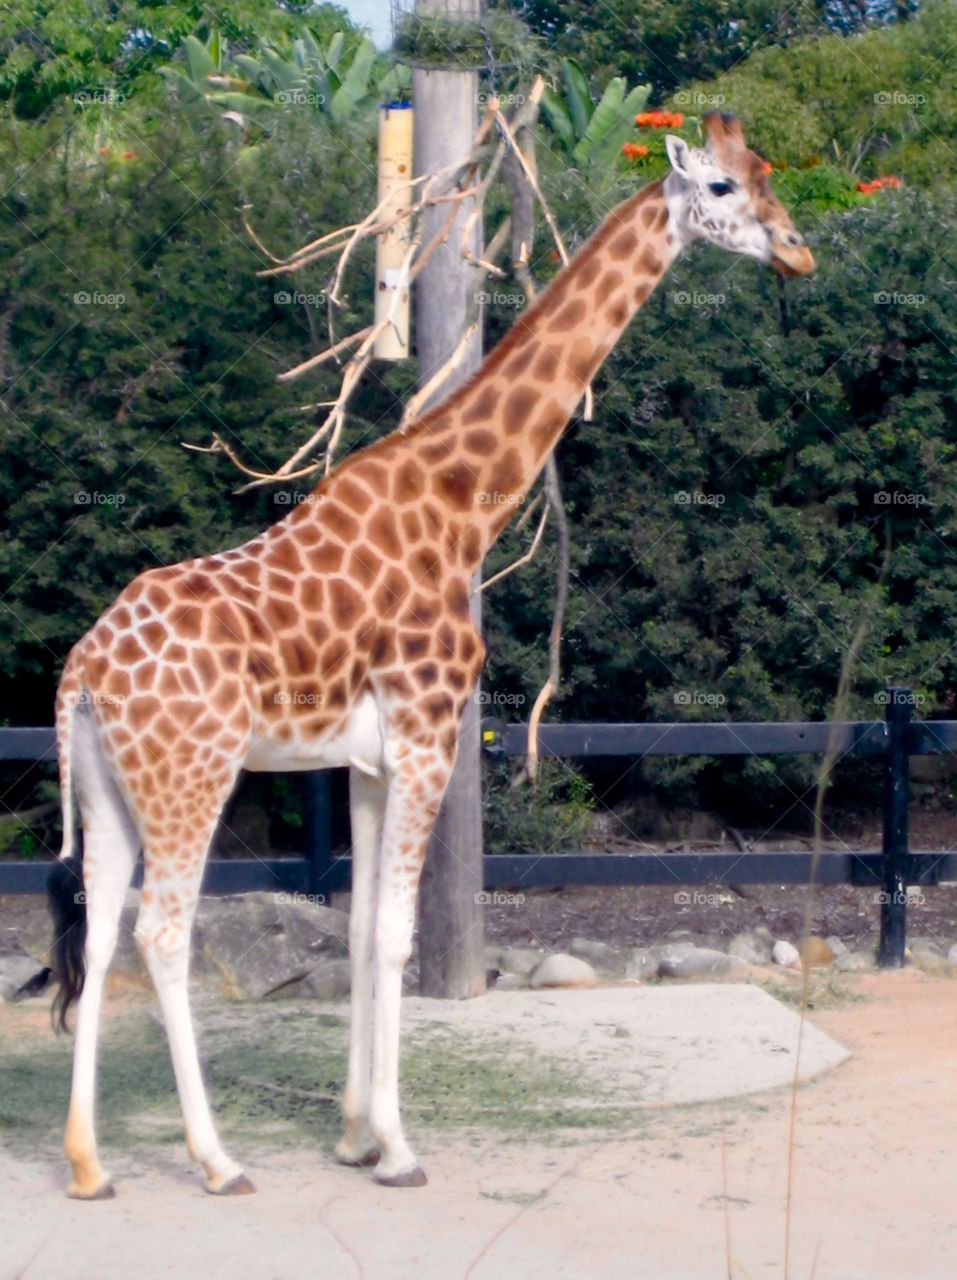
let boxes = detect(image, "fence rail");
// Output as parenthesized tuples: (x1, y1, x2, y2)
(1, 688, 953, 965)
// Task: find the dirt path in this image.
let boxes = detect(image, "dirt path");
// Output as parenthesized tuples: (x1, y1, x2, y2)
(1, 971, 955, 1280)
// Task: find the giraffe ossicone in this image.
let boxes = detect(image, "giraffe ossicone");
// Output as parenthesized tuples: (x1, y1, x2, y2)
(49, 112, 813, 1198)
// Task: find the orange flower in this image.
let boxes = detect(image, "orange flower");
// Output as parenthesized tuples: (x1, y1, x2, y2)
(98, 146, 111, 156)
(762, 160, 773, 175)
(635, 110, 683, 129)
(857, 175, 903, 195)
(621, 142, 649, 161)
(122, 150, 136, 160)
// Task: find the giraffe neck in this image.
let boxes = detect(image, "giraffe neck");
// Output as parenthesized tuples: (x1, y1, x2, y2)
(277, 178, 680, 579)
(400, 178, 680, 558)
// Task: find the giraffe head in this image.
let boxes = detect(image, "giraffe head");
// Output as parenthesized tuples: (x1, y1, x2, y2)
(663, 112, 814, 277)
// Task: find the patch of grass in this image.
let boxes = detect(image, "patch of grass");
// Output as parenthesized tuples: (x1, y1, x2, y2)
(768, 976, 866, 1010)
(0, 999, 643, 1163)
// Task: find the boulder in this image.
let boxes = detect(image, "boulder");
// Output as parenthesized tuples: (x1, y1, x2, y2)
(907, 941, 945, 973)
(568, 937, 626, 977)
(271, 957, 352, 999)
(191, 892, 349, 998)
(20, 895, 143, 975)
(728, 930, 771, 966)
(529, 953, 598, 990)
(947, 943, 957, 969)
(826, 935, 848, 958)
(497, 947, 546, 978)
(657, 943, 734, 979)
(493, 972, 528, 991)
(0, 953, 48, 1001)
(17, 888, 350, 998)
(772, 940, 801, 968)
(834, 949, 876, 973)
(624, 948, 659, 982)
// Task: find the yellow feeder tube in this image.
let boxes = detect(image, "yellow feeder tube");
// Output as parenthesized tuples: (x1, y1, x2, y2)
(374, 103, 414, 360)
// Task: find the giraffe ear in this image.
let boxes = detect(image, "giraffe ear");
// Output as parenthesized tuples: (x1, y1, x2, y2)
(665, 135, 691, 178)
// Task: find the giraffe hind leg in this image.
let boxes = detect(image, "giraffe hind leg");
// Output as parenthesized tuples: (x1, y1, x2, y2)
(57, 709, 140, 1200)
(133, 764, 252, 1195)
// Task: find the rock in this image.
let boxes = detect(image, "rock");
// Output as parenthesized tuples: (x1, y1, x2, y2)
(728, 930, 771, 966)
(657, 944, 733, 979)
(800, 937, 834, 969)
(834, 949, 875, 973)
(947, 943, 957, 968)
(772, 940, 801, 968)
(497, 947, 545, 978)
(493, 972, 528, 991)
(568, 937, 626, 977)
(271, 957, 351, 999)
(825, 935, 848, 958)
(624, 948, 659, 982)
(20, 900, 144, 975)
(908, 942, 945, 972)
(191, 892, 349, 999)
(0, 954, 48, 1001)
(529, 953, 597, 990)
(18, 887, 350, 997)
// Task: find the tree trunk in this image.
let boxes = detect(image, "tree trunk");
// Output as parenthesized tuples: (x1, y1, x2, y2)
(413, 0, 486, 999)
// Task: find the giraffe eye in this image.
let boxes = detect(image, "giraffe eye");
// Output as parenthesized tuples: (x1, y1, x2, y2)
(709, 181, 735, 197)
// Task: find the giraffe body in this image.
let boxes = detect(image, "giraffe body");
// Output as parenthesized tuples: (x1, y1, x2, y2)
(51, 113, 813, 1198)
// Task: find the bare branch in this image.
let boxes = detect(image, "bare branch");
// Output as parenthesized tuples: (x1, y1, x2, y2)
(475, 498, 548, 595)
(493, 82, 594, 420)
(524, 457, 570, 782)
(276, 326, 373, 383)
(399, 322, 479, 432)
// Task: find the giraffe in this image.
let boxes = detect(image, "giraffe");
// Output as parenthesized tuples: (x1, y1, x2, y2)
(48, 113, 813, 1199)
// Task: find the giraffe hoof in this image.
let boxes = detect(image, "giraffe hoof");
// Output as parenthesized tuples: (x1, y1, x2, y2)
(67, 1180, 116, 1201)
(375, 1165, 428, 1188)
(335, 1147, 381, 1168)
(206, 1173, 256, 1197)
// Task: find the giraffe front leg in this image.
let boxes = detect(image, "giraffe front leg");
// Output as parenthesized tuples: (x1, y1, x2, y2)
(335, 767, 385, 1169)
(369, 755, 452, 1187)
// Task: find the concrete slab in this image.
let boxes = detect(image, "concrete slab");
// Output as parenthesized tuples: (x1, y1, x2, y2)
(400, 983, 849, 1107)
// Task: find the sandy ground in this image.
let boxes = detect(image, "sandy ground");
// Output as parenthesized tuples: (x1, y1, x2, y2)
(1, 970, 956, 1280)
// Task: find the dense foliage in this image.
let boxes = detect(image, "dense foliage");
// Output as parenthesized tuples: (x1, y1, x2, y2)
(483, 184, 957, 802)
(503, 0, 916, 95)
(680, 0, 957, 187)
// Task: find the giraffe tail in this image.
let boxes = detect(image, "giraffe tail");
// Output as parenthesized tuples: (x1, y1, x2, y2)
(48, 654, 87, 1031)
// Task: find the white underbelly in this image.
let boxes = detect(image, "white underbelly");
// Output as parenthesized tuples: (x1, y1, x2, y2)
(244, 691, 384, 778)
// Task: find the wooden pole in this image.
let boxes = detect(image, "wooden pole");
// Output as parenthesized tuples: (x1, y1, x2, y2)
(413, 0, 486, 999)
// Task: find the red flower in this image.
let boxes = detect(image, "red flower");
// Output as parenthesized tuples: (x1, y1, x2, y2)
(635, 110, 684, 129)
(122, 150, 136, 160)
(857, 175, 903, 195)
(621, 143, 649, 161)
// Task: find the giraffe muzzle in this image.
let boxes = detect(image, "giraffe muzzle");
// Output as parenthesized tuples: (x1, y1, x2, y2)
(769, 229, 815, 277)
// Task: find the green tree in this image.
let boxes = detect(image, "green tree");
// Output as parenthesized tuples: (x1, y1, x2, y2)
(0, 0, 355, 116)
(501, 0, 913, 96)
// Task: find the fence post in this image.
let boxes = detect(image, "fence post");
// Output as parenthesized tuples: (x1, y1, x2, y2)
(304, 771, 333, 899)
(878, 688, 912, 968)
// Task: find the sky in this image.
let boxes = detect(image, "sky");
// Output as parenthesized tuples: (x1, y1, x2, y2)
(340, 0, 393, 49)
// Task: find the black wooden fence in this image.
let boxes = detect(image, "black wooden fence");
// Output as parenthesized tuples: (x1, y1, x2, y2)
(1, 687, 954, 965)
